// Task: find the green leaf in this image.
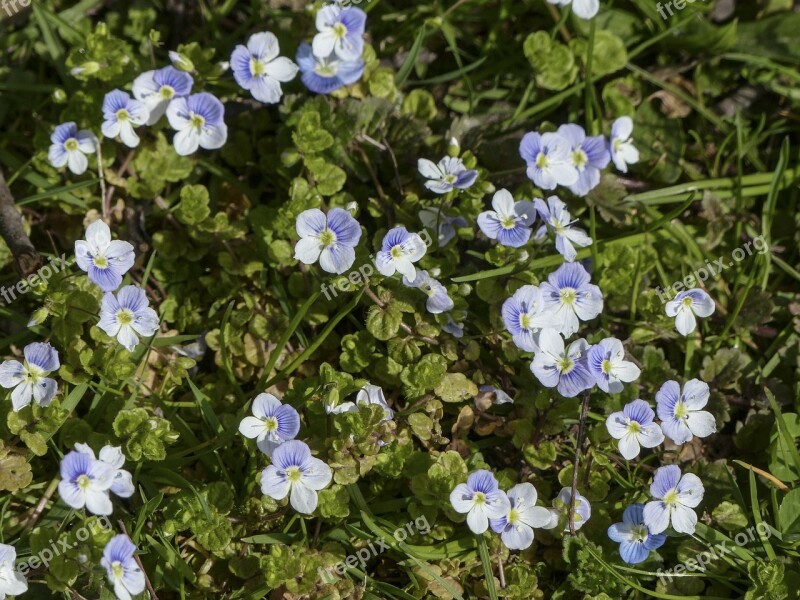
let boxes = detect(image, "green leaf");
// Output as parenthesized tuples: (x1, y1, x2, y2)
(176, 184, 211, 225)
(293, 111, 334, 153)
(523, 31, 578, 91)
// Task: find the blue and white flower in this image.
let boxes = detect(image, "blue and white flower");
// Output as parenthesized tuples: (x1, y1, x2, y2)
(501, 285, 545, 353)
(0, 544, 27, 599)
(403, 270, 454, 314)
(587, 337, 641, 394)
(610, 116, 640, 173)
(478, 385, 514, 405)
(356, 384, 393, 421)
(101, 90, 149, 148)
(656, 379, 716, 445)
(519, 132, 578, 190)
(643, 464, 704, 534)
(312, 5, 367, 61)
(530, 328, 594, 398)
(260, 440, 332, 514)
(547, 0, 600, 19)
(231, 32, 299, 104)
(608, 504, 666, 564)
(450, 470, 511, 534)
(238, 393, 301, 457)
(168, 50, 193, 71)
(443, 315, 465, 338)
(489, 483, 556, 550)
(293, 208, 362, 274)
(418, 207, 469, 247)
(533, 196, 592, 262)
(0, 342, 60, 411)
(296, 43, 364, 94)
(74, 219, 135, 292)
(417, 157, 478, 195)
(58, 450, 116, 515)
(554, 487, 591, 531)
(166, 92, 228, 156)
(73, 444, 135, 498)
(605, 400, 664, 460)
(537, 262, 604, 337)
(327, 384, 393, 423)
(376, 226, 427, 280)
(477, 189, 537, 248)
(556, 124, 610, 196)
(132, 66, 193, 125)
(666, 288, 715, 336)
(48, 122, 95, 175)
(102, 535, 145, 600)
(98, 285, 160, 352)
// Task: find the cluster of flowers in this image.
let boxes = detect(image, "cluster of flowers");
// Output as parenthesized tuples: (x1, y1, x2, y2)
(237, 385, 392, 513)
(449, 470, 592, 550)
(0, 445, 146, 599)
(0, 220, 158, 412)
(520, 118, 639, 198)
(293, 207, 457, 318)
(0, 220, 162, 598)
(49, 6, 369, 175)
(437, 120, 718, 565)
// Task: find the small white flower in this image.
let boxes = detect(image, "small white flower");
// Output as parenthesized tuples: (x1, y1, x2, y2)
(665, 289, 715, 336)
(0, 544, 28, 599)
(610, 116, 640, 173)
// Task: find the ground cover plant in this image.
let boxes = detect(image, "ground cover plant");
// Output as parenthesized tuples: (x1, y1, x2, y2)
(0, 0, 799, 598)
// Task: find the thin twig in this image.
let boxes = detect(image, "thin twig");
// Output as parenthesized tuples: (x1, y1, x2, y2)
(25, 477, 60, 530)
(568, 391, 591, 535)
(118, 520, 159, 600)
(94, 136, 108, 220)
(0, 166, 41, 276)
(497, 545, 506, 589)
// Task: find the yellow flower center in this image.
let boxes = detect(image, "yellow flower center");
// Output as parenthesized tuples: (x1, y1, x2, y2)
(264, 416, 278, 432)
(572, 149, 588, 168)
(601, 359, 613, 374)
(112, 561, 125, 579)
(190, 113, 205, 129)
(117, 308, 135, 326)
(333, 22, 348, 38)
(473, 492, 486, 505)
(250, 58, 266, 77)
(65, 138, 79, 152)
(501, 215, 517, 229)
(559, 288, 577, 305)
(674, 402, 688, 420)
(77, 474, 91, 490)
(159, 85, 175, 100)
(116, 109, 130, 122)
(535, 152, 548, 169)
(319, 229, 336, 247)
(94, 255, 109, 268)
(663, 489, 679, 507)
(286, 466, 302, 483)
